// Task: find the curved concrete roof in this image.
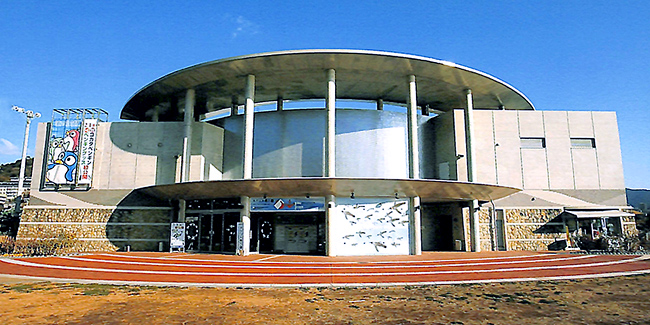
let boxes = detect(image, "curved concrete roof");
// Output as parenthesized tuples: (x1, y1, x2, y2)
(137, 177, 520, 203)
(121, 49, 535, 121)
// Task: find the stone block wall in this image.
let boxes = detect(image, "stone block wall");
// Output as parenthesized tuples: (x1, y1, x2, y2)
(18, 207, 172, 254)
(504, 209, 564, 251)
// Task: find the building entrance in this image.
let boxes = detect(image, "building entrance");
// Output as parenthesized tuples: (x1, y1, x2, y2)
(250, 212, 325, 255)
(185, 212, 240, 253)
(421, 203, 456, 251)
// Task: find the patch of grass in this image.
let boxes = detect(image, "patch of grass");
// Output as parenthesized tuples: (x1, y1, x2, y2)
(8, 284, 38, 293)
(81, 288, 111, 296)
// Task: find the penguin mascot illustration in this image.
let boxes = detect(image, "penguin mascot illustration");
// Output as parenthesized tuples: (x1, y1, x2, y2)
(46, 151, 78, 184)
(63, 129, 80, 152)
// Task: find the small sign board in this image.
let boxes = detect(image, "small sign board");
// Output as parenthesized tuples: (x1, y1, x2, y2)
(250, 197, 325, 211)
(170, 223, 185, 253)
(236, 222, 244, 255)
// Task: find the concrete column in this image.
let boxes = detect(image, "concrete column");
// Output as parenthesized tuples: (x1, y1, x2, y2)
(407, 75, 420, 179)
(470, 199, 480, 252)
(377, 98, 384, 111)
(181, 88, 195, 183)
(325, 194, 336, 256)
(421, 104, 429, 116)
(409, 196, 422, 255)
(325, 69, 336, 177)
(243, 75, 255, 179)
(152, 107, 160, 122)
(277, 97, 284, 111)
(240, 196, 251, 255)
(464, 89, 480, 252)
(464, 89, 477, 182)
(178, 199, 186, 223)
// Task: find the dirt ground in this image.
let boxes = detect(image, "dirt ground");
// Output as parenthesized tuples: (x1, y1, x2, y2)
(1, 275, 649, 325)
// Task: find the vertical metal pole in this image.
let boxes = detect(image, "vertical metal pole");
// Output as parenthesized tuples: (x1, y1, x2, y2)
(325, 69, 336, 177)
(407, 75, 419, 179)
(17, 118, 31, 197)
(181, 89, 195, 183)
(243, 75, 255, 179)
(277, 97, 284, 111)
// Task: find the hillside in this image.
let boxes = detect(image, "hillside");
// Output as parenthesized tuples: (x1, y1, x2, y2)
(0, 157, 33, 182)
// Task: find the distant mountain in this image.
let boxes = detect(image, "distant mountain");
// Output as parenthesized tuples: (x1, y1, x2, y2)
(0, 157, 33, 182)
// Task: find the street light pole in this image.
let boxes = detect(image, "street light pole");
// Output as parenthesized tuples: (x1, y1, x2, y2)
(11, 106, 41, 198)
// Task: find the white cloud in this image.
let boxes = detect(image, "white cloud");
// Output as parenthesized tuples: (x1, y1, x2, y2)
(231, 15, 259, 38)
(0, 138, 20, 156)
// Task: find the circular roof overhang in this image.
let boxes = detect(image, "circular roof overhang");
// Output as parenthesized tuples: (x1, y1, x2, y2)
(121, 49, 535, 121)
(136, 178, 519, 203)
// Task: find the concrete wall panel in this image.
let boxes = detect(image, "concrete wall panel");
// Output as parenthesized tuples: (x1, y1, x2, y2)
(543, 111, 574, 189)
(521, 149, 549, 189)
(517, 111, 545, 137)
(454, 110, 468, 182)
(568, 111, 594, 137)
(473, 110, 497, 184)
(593, 112, 625, 189)
(572, 149, 600, 189)
(493, 111, 522, 188)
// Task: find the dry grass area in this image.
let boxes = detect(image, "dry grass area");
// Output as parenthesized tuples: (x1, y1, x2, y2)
(1, 275, 649, 324)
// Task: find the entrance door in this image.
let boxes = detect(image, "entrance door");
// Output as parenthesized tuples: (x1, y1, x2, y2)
(189, 213, 240, 253)
(496, 210, 506, 251)
(199, 214, 223, 252)
(222, 213, 239, 253)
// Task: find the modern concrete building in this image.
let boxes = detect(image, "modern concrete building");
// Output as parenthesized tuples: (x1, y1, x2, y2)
(20, 50, 636, 255)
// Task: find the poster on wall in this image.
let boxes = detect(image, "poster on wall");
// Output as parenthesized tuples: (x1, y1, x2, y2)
(42, 109, 107, 190)
(77, 119, 98, 185)
(45, 114, 82, 186)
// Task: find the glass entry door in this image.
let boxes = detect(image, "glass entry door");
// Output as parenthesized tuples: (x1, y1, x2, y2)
(188, 212, 240, 253)
(199, 214, 223, 252)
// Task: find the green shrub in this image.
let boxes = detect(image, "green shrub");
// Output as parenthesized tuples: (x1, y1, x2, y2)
(0, 235, 15, 254)
(14, 233, 77, 256)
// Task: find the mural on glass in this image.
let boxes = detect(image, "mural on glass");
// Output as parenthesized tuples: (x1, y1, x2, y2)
(331, 198, 410, 255)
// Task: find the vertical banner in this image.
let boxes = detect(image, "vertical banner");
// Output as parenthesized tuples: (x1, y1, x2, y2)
(45, 113, 82, 186)
(77, 119, 98, 185)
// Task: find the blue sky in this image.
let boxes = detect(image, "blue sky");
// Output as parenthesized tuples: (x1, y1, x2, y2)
(0, 1, 648, 188)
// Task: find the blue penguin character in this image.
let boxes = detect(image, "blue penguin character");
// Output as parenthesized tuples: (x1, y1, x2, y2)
(46, 151, 78, 184)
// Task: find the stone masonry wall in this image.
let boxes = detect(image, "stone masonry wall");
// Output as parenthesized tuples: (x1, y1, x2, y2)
(505, 209, 564, 251)
(18, 207, 172, 253)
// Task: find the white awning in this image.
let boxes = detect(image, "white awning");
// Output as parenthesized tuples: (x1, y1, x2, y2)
(562, 210, 634, 219)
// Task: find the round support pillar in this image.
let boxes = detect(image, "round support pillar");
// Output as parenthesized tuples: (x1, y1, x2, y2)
(243, 75, 255, 179)
(407, 75, 420, 179)
(325, 69, 336, 177)
(239, 196, 251, 255)
(325, 194, 336, 256)
(470, 199, 481, 252)
(181, 88, 195, 183)
(464, 89, 480, 252)
(409, 196, 422, 255)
